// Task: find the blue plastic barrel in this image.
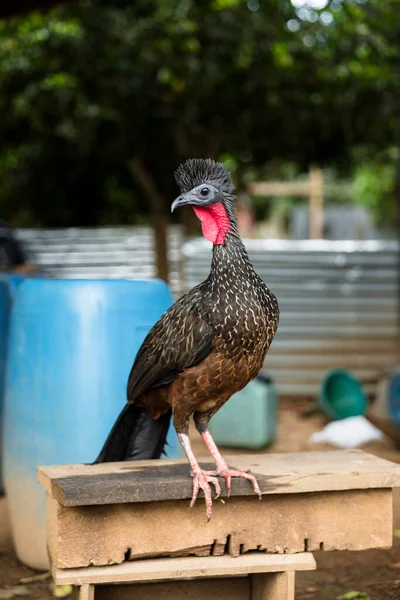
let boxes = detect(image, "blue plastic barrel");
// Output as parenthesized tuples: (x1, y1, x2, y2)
(0, 274, 23, 399)
(2, 278, 182, 569)
(0, 277, 11, 416)
(0, 277, 11, 496)
(0, 275, 26, 495)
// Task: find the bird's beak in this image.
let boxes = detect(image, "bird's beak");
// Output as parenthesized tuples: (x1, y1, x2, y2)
(171, 192, 198, 213)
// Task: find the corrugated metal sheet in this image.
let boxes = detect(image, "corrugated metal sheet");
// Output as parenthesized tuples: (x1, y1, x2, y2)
(183, 239, 400, 397)
(16, 226, 185, 296)
(14, 228, 399, 397)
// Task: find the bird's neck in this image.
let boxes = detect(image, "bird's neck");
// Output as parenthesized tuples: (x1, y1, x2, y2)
(210, 229, 254, 283)
(192, 199, 253, 279)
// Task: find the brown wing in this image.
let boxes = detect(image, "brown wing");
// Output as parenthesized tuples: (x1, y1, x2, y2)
(127, 288, 213, 403)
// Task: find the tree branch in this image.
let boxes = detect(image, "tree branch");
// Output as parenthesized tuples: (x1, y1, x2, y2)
(126, 157, 169, 282)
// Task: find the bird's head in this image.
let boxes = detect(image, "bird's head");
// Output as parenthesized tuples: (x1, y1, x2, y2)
(172, 158, 236, 245)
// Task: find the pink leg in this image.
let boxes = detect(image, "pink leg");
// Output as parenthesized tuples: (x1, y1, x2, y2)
(201, 429, 262, 499)
(178, 433, 221, 521)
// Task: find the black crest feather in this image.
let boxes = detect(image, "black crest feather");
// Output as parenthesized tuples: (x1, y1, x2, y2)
(174, 159, 235, 196)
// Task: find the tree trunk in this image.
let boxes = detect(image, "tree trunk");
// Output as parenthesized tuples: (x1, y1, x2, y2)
(127, 158, 169, 283)
(152, 214, 169, 284)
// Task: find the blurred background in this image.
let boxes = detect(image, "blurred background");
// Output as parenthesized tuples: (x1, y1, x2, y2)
(0, 0, 398, 244)
(1, 0, 399, 391)
(0, 0, 399, 598)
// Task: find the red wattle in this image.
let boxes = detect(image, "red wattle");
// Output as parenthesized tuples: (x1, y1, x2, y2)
(193, 202, 230, 245)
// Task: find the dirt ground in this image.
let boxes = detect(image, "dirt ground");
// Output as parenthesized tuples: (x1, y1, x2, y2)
(1, 398, 400, 599)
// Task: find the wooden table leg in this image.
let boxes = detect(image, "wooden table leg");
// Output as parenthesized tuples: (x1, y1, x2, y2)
(74, 584, 95, 600)
(252, 572, 295, 600)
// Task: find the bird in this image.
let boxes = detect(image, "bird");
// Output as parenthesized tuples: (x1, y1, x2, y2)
(94, 158, 279, 520)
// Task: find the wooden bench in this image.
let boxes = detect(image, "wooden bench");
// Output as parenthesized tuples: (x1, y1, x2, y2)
(38, 450, 400, 599)
(59, 553, 316, 600)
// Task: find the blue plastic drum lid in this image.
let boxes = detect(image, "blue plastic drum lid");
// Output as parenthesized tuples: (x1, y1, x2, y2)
(2, 277, 182, 570)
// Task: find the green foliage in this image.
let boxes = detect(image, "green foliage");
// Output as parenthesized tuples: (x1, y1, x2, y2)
(337, 592, 371, 600)
(353, 147, 398, 228)
(0, 0, 398, 226)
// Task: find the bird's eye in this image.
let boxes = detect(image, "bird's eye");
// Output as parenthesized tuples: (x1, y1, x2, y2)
(200, 187, 210, 197)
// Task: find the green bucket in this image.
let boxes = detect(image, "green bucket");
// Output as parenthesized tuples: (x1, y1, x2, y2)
(319, 369, 367, 420)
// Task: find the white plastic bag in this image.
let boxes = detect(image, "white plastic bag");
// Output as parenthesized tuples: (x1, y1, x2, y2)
(310, 415, 383, 449)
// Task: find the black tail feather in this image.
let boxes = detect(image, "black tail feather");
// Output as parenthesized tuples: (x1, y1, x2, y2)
(93, 404, 172, 463)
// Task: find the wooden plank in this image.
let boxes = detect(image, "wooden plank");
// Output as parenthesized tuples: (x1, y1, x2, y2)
(54, 553, 316, 585)
(47, 494, 59, 574)
(248, 182, 310, 197)
(38, 450, 400, 507)
(95, 578, 250, 600)
(77, 585, 94, 600)
(252, 572, 295, 600)
(309, 166, 324, 240)
(49, 489, 391, 568)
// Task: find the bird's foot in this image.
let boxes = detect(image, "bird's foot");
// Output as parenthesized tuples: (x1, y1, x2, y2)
(212, 464, 262, 499)
(190, 469, 221, 521)
(199, 430, 262, 500)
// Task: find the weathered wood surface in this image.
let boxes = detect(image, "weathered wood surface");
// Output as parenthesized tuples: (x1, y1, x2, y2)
(38, 450, 400, 507)
(91, 576, 297, 600)
(72, 585, 94, 600)
(47, 489, 392, 568)
(95, 579, 250, 600)
(252, 572, 295, 600)
(54, 552, 316, 585)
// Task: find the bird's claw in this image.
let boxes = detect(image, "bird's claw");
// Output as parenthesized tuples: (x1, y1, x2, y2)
(196, 466, 262, 499)
(190, 469, 221, 521)
(217, 467, 262, 500)
(188, 466, 261, 520)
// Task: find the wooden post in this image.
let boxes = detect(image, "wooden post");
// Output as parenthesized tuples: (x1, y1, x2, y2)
(248, 169, 324, 240)
(252, 572, 295, 600)
(308, 166, 324, 239)
(152, 214, 169, 283)
(73, 584, 94, 600)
